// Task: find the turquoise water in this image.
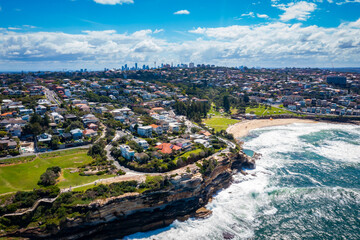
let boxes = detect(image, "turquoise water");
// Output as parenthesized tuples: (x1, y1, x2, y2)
(125, 123, 360, 240)
(243, 149, 254, 157)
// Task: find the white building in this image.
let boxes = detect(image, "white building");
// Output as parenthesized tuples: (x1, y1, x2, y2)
(135, 139, 149, 150)
(119, 144, 135, 160)
(137, 126, 153, 137)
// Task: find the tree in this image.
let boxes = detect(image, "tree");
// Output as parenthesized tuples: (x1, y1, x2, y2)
(38, 167, 61, 186)
(223, 95, 230, 112)
(30, 122, 42, 136)
(244, 94, 250, 104)
(51, 136, 60, 150)
(88, 142, 106, 158)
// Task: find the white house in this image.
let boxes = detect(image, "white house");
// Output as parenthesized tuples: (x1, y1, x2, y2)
(119, 144, 135, 160)
(137, 126, 153, 137)
(135, 139, 149, 150)
(169, 123, 180, 132)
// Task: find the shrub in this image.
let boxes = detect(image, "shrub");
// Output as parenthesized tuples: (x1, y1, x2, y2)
(38, 166, 61, 186)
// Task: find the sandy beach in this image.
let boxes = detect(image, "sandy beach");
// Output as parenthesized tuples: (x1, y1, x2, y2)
(227, 118, 317, 139)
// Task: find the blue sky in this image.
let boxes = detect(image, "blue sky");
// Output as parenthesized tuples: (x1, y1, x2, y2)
(0, 0, 359, 71)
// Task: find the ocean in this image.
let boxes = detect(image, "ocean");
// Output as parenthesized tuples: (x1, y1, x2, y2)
(125, 123, 360, 240)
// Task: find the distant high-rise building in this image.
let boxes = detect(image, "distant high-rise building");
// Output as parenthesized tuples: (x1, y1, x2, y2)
(189, 62, 195, 68)
(135, 63, 138, 70)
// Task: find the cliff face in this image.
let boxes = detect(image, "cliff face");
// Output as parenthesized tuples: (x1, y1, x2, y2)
(8, 152, 255, 240)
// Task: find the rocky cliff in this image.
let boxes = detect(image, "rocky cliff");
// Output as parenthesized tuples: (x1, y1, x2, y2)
(6, 151, 255, 239)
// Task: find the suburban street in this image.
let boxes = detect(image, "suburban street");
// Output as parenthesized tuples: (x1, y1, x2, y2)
(43, 87, 61, 106)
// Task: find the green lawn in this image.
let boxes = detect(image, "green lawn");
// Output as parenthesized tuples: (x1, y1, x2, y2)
(203, 116, 240, 132)
(178, 149, 203, 159)
(0, 149, 114, 194)
(246, 105, 295, 116)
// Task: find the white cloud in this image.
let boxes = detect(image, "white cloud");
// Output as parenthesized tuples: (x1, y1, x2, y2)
(174, 10, 190, 15)
(8, 27, 22, 30)
(335, 0, 360, 4)
(241, 12, 255, 17)
(154, 29, 164, 34)
(257, 13, 269, 19)
(93, 0, 134, 5)
(23, 25, 37, 29)
(0, 19, 360, 70)
(274, 1, 317, 21)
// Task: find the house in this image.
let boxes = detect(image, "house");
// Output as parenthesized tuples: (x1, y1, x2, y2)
(169, 123, 180, 133)
(53, 128, 64, 135)
(159, 121, 169, 132)
(194, 139, 212, 148)
(64, 114, 77, 121)
(135, 139, 149, 150)
(111, 107, 133, 117)
(151, 107, 165, 113)
(50, 112, 64, 123)
(60, 132, 72, 141)
(199, 130, 212, 137)
(75, 103, 90, 112)
(0, 139, 17, 150)
(82, 114, 99, 125)
(119, 144, 135, 160)
(70, 128, 83, 140)
(137, 126, 153, 138)
(7, 124, 22, 137)
(49, 104, 58, 111)
(92, 107, 108, 114)
(171, 138, 192, 150)
(87, 123, 98, 130)
(37, 133, 52, 143)
(83, 129, 97, 137)
(114, 116, 126, 123)
(35, 105, 47, 115)
(155, 143, 181, 154)
(150, 124, 163, 135)
(19, 109, 34, 115)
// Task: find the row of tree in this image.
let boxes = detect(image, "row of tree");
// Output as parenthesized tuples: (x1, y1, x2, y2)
(174, 101, 210, 123)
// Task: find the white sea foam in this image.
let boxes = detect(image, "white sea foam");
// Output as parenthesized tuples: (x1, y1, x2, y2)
(125, 123, 360, 240)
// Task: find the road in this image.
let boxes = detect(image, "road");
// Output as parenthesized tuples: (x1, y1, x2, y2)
(104, 130, 145, 176)
(43, 87, 61, 106)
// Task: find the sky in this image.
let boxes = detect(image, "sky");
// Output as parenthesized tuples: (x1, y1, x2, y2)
(0, 0, 359, 71)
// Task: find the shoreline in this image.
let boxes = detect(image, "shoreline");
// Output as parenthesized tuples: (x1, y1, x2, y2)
(227, 118, 317, 139)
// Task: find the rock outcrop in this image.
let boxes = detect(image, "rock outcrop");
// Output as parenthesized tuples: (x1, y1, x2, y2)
(5, 151, 255, 240)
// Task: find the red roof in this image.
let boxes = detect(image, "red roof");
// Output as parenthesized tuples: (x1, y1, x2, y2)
(155, 143, 181, 154)
(150, 124, 160, 129)
(0, 112, 15, 117)
(83, 129, 96, 135)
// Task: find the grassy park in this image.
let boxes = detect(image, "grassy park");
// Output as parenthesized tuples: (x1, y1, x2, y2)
(203, 117, 239, 132)
(246, 105, 295, 116)
(0, 149, 114, 194)
(203, 104, 240, 131)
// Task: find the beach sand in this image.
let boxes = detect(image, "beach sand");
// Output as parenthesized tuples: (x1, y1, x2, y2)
(227, 118, 317, 139)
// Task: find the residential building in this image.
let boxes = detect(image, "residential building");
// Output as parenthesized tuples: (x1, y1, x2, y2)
(70, 128, 83, 140)
(135, 139, 149, 150)
(119, 144, 135, 160)
(137, 126, 153, 137)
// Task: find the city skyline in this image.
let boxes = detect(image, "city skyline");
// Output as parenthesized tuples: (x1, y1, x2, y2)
(0, 0, 360, 71)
